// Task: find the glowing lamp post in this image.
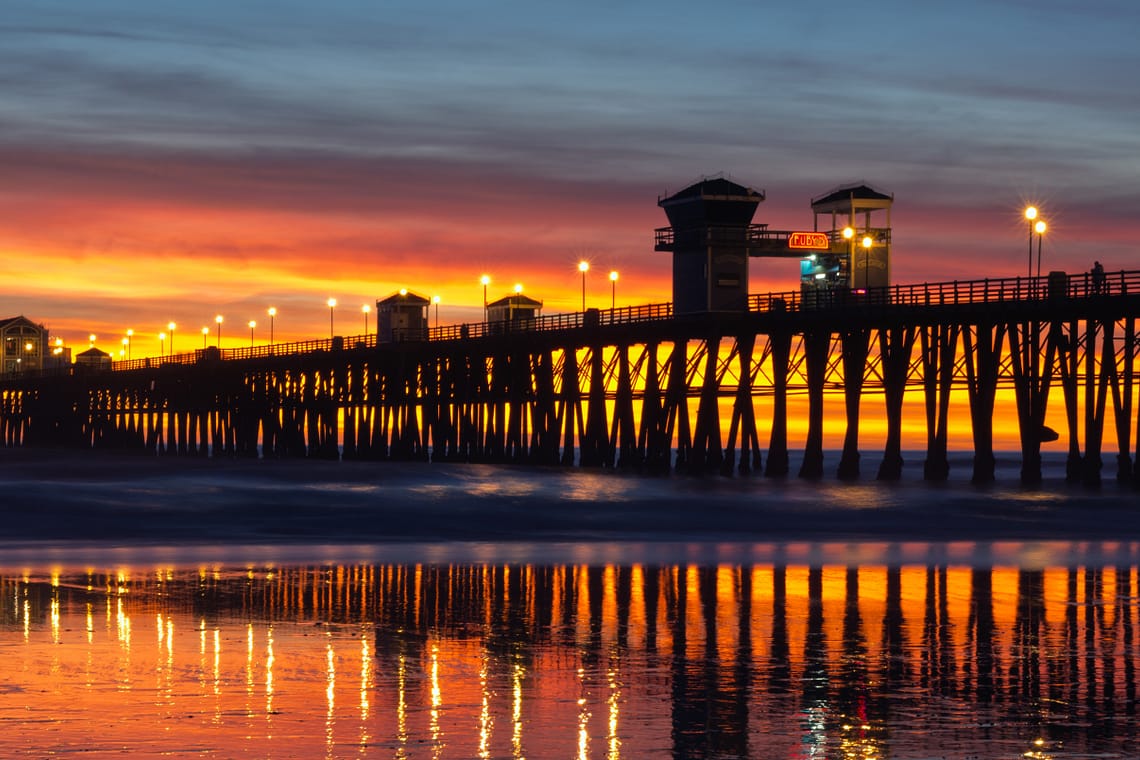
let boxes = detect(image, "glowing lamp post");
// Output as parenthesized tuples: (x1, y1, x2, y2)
(88, 334, 96, 347)
(201, 327, 209, 348)
(861, 236, 873, 290)
(215, 315, 223, 348)
(158, 332, 166, 357)
(432, 295, 441, 329)
(167, 322, 176, 356)
(126, 328, 133, 360)
(268, 307, 276, 345)
(121, 337, 129, 358)
(362, 304, 371, 336)
(1024, 206, 1038, 280)
(578, 261, 589, 310)
(609, 270, 618, 309)
(327, 298, 337, 339)
(481, 275, 490, 322)
(248, 320, 256, 348)
(1034, 220, 1046, 279)
(842, 226, 855, 286)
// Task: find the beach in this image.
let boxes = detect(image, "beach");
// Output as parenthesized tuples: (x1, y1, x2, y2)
(2, 447, 1137, 554)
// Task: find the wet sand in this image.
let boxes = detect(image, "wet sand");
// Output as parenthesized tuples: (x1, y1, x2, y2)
(1, 448, 1137, 551)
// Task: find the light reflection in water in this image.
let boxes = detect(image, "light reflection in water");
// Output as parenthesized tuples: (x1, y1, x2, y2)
(1, 553, 1140, 757)
(326, 638, 336, 758)
(577, 665, 590, 760)
(397, 653, 409, 759)
(477, 654, 491, 760)
(429, 642, 442, 758)
(512, 662, 524, 759)
(266, 627, 276, 719)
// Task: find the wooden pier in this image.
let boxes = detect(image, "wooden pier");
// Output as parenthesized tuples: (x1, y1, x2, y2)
(2, 270, 1138, 486)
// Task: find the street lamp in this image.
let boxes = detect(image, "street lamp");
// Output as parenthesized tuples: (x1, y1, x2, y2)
(268, 307, 277, 345)
(167, 322, 176, 356)
(431, 295, 440, 329)
(861, 236, 873, 290)
(481, 275, 490, 322)
(126, 329, 133, 360)
(215, 315, 223, 348)
(327, 298, 337, 338)
(362, 304, 371, 336)
(88, 334, 96, 347)
(1035, 220, 1046, 279)
(510, 284, 523, 322)
(578, 261, 590, 310)
(158, 332, 166, 357)
(121, 337, 129, 359)
(609, 270, 618, 309)
(248, 320, 256, 348)
(842, 226, 855, 286)
(1025, 206, 1038, 280)
(201, 327, 209, 348)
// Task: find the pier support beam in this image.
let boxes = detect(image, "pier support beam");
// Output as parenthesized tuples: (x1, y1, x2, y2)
(799, 330, 830, 480)
(920, 323, 959, 481)
(765, 331, 791, 478)
(1009, 320, 1055, 487)
(724, 334, 762, 476)
(837, 328, 869, 480)
(963, 322, 1005, 484)
(877, 326, 916, 481)
(692, 335, 724, 474)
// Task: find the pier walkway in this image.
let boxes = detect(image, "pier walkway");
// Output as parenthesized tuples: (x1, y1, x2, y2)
(2, 269, 1138, 486)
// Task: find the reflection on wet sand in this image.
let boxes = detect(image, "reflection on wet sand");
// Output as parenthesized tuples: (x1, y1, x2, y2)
(3, 556, 1139, 758)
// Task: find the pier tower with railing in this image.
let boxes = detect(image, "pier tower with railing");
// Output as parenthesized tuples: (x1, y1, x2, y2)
(809, 182, 894, 292)
(656, 177, 765, 314)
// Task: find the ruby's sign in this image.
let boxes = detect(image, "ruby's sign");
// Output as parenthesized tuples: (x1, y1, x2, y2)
(788, 232, 830, 250)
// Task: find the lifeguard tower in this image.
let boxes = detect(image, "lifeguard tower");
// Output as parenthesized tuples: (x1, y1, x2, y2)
(655, 177, 766, 314)
(656, 175, 894, 311)
(806, 182, 894, 293)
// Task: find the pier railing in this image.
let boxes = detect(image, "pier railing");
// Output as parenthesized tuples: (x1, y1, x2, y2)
(25, 268, 1140, 376)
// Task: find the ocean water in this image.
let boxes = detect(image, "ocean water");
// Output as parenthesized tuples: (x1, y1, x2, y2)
(2, 449, 1139, 758)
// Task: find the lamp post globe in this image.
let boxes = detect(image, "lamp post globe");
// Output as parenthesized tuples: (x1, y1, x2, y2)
(1025, 206, 1038, 280)
(578, 261, 590, 311)
(861, 236, 873, 290)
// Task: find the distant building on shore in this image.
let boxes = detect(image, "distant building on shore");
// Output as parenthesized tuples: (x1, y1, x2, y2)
(1, 316, 50, 374)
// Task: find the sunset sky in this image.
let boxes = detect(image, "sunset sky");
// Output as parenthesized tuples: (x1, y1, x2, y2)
(2, 0, 1138, 352)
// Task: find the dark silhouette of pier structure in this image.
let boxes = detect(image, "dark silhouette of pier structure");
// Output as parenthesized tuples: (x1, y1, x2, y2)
(1, 178, 1138, 486)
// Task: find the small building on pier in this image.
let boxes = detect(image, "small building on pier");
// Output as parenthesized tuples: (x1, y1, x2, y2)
(74, 346, 112, 371)
(1, 315, 50, 374)
(807, 182, 893, 294)
(656, 177, 765, 314)
(487, 293, 543, 325)
(375, 290, 430, 342)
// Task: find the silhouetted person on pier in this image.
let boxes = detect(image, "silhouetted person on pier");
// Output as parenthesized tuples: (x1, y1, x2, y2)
(1092, 261, 1105, 294)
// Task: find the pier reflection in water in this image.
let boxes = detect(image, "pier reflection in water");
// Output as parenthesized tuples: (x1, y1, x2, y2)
(3, 552, 1139, 758)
